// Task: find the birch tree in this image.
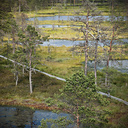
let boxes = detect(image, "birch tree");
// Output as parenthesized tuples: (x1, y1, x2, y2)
(73, 0, 101, 76)
(90, 16, 109, 85)
(105, 0, 123, 87)
(18, 25, 42, 94)
(72, 0, 109, 86)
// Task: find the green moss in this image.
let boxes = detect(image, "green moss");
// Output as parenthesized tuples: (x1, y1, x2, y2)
(0, 50, 128, 127)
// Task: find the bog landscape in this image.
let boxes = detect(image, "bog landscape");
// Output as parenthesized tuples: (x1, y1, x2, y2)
(0, 0, 128, 127)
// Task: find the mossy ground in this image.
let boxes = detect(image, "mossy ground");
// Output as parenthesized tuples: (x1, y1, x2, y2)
(0, 58, 64, 100)
(0, 58, 128, 127)
(1, 4, 128, 127)
(27, 20, 128, 40)
(0, 43, 128, 101)
(24, 3, 127, 18)
(12, 4, 128, 41)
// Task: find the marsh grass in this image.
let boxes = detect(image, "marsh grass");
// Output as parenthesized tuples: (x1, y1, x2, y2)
(37, 45, 128, 77)
(25, 3, 127, 18)
(1, 4, 128, 127)
(0, 58, 64, 101)
(27, 20, 128, 40)
(37, 46, 85, 78)
(0, 57, 128, 127)
(97, 69, 128, 101)
(35, 45, 128, 101)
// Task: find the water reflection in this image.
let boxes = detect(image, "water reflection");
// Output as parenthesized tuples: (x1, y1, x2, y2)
(0, 106, 34, 128)
(88, 60, 128, 73)
(36, 24, 80, 28)
(28, 15, 127, 21)
(0, 106, 73, 128)
(37, 24, 67, 28)
(41, 39, 128, 47)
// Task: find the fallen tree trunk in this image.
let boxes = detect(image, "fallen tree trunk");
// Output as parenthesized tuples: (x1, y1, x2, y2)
(0, 55, 128, 105)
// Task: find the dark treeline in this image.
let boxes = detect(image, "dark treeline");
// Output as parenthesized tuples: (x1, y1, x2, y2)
(0, 0, 128, 12)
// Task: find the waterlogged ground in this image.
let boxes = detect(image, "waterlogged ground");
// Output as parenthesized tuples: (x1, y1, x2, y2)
(0, 58, 128, 127)
(41, 39, 128, 47)
(28, 15, 128, 21)
(0, 106, 73, 128)
(87, 60, 128, 73)
(0, 6, 128, 127)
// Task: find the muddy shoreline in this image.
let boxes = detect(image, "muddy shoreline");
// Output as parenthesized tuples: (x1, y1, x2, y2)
(0, 99, 58, 111)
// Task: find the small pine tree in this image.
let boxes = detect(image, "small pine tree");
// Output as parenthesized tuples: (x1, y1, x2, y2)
(40, 72, 110, 128)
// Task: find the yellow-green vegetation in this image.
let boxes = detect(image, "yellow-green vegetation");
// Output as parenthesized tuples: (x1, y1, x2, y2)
(25, 6, 84, 18)
(0, 58, 64, 100)
(3, 22, 128, 41)
(41, 26, 128, 40)
(25, 4, 127, 18)
(27, 20, 128, 40)
(98, 4, 128, 16)
(37, 45, 83, 78)
(1, 42, 127, 101)
(1, 1, 128, 127)
(36, 45, 128, 100)
(42, 27, 82, 40)
(0, 58, 128, 127)
(1, 43, 127, 79)
(8, 3, 128, 42)
(37, 45, 128, 77)
(23, 3, 128, 41)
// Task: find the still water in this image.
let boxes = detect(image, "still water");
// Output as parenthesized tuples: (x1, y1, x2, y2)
(0, 106, 73, 128)
(35, 24, 80, 28)
(41, 39, 128, 47)
(28, 15, 127, 21)
(88, 60, 128, 73)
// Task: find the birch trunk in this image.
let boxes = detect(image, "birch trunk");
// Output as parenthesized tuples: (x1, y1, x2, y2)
(19, 0, 21, 13)
(94, 40, 98, 85)
(16, 71, 18, 86)
(85, 42, 88, 76)
(7, 36, 10, 58)
(105, 73, 108, 87)
(107, 0, 114, 67)
(29, 49, 32, 94)
(107, 26, 114, 67)
(12, 35, 15, 54)
(14, 62, 16, 79)
(84, 12, 89, 76)
(29, 67, 32, 94)
(22, 65, 24, 76)
(106, 0, 114, 87)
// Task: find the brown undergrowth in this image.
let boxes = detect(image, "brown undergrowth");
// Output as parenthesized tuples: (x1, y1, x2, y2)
(0, 99, 58, 111)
